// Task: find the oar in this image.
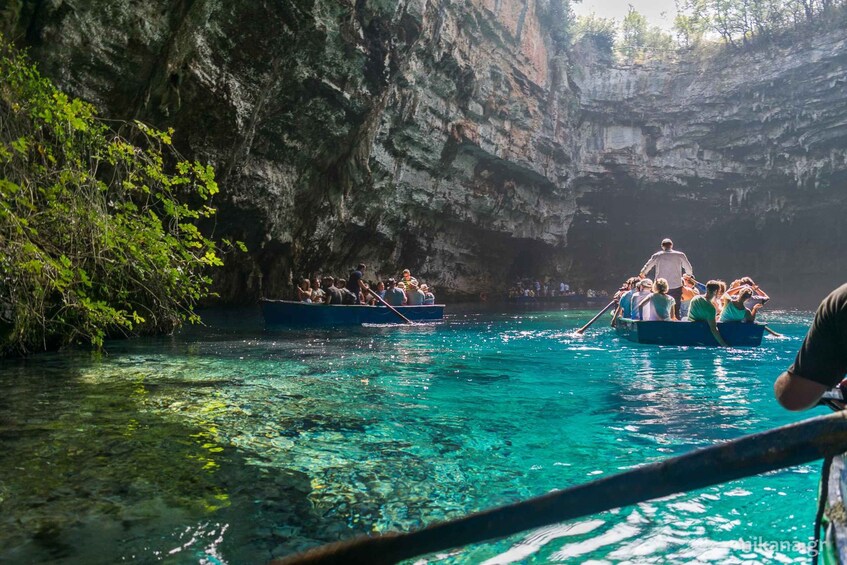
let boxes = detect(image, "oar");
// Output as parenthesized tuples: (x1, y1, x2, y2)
(365, 287, 413, 325)
(271, 411, 847, 565)
(575, 300, 617, 334)
(610, 303, 623, 328)
(765, 325, 785, 338)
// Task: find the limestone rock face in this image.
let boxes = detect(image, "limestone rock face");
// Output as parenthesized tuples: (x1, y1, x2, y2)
(570, 33, 847, 304)
(7, 1, 847, 304)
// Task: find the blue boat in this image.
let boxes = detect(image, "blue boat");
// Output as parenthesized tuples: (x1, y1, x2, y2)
(614, 318, 766, 347)
(260, 299, 445, 326)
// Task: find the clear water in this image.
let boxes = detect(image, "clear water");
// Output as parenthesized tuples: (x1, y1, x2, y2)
(0, 306, 827, 564)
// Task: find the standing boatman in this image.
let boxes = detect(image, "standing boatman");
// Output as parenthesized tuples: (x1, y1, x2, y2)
(346, 263, 368, 304)
(640, 238, 693, 320)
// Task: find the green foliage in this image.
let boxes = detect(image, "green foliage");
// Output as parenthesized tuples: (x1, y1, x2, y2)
(575, 0, 845, 59)
(574, 13, 618, 55)
(547, 0, 576, 51)
(575, 9, 675, 62)
(621, 7, 650, 59)
(0, 37, 240, 356)
(674, 0, 712, 47)
(674, 0, 847, 46)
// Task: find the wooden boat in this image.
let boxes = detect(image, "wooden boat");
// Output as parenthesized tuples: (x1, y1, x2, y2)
(614, 318, 766, 347)
(825, 454, 847, 564)
(260, 299, 445, 326)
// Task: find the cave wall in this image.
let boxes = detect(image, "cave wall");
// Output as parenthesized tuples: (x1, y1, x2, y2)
(569, 31, 847, 305)
(4, 1, 847, 306)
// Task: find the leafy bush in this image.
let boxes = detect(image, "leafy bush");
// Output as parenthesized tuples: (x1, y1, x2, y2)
(0, 37, 239, 356)
(575, 13, 618, 55)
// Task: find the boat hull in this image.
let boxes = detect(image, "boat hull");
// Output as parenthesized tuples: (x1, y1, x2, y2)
(614, 318, 765, 347)
(260, 299, 445, 326)
(825, 455, 847, 564)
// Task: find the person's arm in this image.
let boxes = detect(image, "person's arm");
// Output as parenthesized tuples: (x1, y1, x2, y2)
(754, 286, 770, 300)
(639, 254, 656, 278)
(610, 304, 622, 327)
(725, 284, 742, 297)
(681, 253, 693, 275)
(635, 295, 652, 317)
(746, 304, 762, 321)
(774, 371, 830, 411)
(708, 319, 729, 347)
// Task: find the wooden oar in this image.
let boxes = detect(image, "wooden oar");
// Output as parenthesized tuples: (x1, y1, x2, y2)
(765, 325, 785, 338)
(610, 303, 623, 328)
(365, 287, 413, 325)
(575, 300, 617, 334)
(272, 411, 847, 565)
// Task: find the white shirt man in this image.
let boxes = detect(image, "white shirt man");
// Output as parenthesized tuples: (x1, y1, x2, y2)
(640, 238, 692, 318)
(640, 239, 693, 286)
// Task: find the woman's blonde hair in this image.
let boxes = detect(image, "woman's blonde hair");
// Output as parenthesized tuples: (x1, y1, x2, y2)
(653, 278, 669, 294)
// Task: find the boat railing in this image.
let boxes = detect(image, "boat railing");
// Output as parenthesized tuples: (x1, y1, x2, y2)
(272, 411, 847, 565)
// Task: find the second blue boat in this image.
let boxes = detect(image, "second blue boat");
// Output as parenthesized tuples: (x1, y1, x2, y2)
(615, 319, 766, 347)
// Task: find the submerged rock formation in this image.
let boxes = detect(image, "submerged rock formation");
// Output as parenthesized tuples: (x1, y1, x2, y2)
(5, 1, 847, 305)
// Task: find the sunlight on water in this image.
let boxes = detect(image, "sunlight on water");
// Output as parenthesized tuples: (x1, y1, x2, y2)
(0, 307, 824, 563)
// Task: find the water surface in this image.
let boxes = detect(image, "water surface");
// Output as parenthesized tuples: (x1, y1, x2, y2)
(0, 306, 824, 563)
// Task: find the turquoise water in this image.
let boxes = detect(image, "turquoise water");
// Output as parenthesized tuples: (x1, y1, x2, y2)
(0, 306, 827, 563)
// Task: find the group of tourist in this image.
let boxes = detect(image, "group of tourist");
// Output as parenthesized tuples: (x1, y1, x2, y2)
(627, 239, 847, 420)
(295, 265, 436, 307)
(612, 238, 771, 346)
(507, 280, 609, 299)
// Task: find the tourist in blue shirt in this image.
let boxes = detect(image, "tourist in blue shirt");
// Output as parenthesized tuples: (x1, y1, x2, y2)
(611, 277, 641, 326)
(618, 277, 641, 318)
(383, 278, 407, 306)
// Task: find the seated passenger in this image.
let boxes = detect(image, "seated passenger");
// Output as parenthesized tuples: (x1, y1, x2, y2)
(322, 276, 343, 305)
(727, 276, 770, 310)
(335, 278, 357, 305)
(680, 274, 701, 319)
(719, 286, 762, 322)
(638, 278, 676, 321)
(742, 277, 769, 305)
(630, 279, 653, 321)
(612, 277, 640, 324)
(297, 278, 312, 303)
(687, 280, 729, 347)
(714, 280, 728, 317)
(422, 284, 435, 305)
(384, 278, 407, 306)
(367, 281, 386, 305)
(310, 277, 325, 303)
(406, 281, 425, 305)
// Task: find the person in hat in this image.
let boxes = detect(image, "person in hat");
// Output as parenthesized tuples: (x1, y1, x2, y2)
(630, 278, 654, 321)
(321, 276, 343, 305)
(640, 238, 693, 319)
(421, 284, 435, 305)
(406, 280, 425, 306)
(383, 278, 407, 306)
